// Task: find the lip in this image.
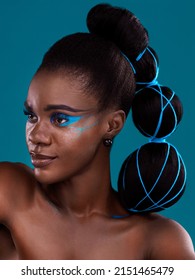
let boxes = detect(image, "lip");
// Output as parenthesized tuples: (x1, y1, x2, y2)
(30, 152, 57, 168)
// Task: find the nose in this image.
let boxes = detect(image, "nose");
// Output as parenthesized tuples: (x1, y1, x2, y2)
(27, 121, 51, 146)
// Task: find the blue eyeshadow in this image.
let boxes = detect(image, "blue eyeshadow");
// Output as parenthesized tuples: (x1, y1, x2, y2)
(50, 113, 82, 127)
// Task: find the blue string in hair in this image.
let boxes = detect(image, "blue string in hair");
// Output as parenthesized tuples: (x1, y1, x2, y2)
(137, 85, 178, 141)
(121, 47, 147, 75)
(121, 142, 187, 212)
(121, 53, 136, 74)
(117, 45, 186, 214)
(134, 47, 178, 141)
(136, 48, 147, 61)
(136, 47, 159, 87)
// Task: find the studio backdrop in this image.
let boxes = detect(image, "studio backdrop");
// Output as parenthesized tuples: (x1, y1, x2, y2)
(1, 0, 194, 244)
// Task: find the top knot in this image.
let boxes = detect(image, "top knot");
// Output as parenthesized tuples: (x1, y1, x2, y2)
(87, 3, 149, 60)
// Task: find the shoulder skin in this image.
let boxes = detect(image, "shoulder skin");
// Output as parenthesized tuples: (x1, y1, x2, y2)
(0, 162, 36, 222)
(145, 213, 195, 260)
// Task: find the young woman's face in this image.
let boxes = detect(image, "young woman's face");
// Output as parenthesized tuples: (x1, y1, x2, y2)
(25, 71, 110, 184)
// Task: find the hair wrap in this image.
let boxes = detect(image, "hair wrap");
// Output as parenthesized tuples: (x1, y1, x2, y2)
(121, 48, 148, 75)
(138, 85, 178, 142)
(122, 143, 186, 212)
(118, 142, 187, 212)
(118, 42, 186, 213)
(136, 47, 159, 87)
(85, 3, 187, 214)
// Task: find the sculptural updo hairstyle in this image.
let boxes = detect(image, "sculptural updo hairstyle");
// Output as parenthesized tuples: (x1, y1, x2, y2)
(36, 3, 186, 212)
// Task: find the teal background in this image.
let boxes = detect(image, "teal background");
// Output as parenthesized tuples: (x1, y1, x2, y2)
(1, 0, 194, 244)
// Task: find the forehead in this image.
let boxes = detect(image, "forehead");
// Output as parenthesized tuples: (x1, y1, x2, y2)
(26, 71, 98, 110)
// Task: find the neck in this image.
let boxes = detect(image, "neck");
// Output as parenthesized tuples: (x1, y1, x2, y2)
(42, 151, 121, 218)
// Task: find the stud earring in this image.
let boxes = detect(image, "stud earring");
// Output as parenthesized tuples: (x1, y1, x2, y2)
(103, 139, 113, 147)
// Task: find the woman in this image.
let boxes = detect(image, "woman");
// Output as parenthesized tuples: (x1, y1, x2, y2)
(0, 3, 194, 260)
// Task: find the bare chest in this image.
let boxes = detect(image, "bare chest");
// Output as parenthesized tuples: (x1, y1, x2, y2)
(8, 205, 147, 260)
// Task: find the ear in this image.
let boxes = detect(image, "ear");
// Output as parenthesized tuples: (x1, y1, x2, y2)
(104, 110, 126, 139)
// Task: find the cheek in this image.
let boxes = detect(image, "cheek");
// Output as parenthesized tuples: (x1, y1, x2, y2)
(58, 126, 102, 154)
(54, 123, 105, 171)
(67, 117, 100, 135)
(35, 129, 103, 184)
(25, 124, 31, 143)
(57, 117, 103, 146)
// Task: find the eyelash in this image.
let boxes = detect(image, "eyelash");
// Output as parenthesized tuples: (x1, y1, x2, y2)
(23, 110, 82, 127)
(23, 109, 37, 123)
(50, 112, 71, 127)
(50, 113, 83, 127)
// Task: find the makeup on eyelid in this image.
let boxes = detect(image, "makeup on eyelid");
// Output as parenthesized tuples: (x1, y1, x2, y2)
(23, 109, 83, 126)
(52, 112, 100, 133)
(50, 112, 83, 127)
(24, 109, 99, 132)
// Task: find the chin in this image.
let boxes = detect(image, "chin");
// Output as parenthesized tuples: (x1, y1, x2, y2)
(33, 166, 72, 185)
(33, 168, 59, 185)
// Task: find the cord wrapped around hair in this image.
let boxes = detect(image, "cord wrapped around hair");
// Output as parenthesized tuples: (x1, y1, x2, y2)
(118, 142, 186, 212)
(118, 46, 187, 213)
(137, 85, 178, 142)
(136, 47, 159, 88)
(121, 47, 148, 75)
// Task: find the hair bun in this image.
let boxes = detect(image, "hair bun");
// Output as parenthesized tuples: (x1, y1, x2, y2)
(87, 3, 149, 59)
(132, 86, 183, 140)
(118, 142, 186, 212)
(135, 47, 159, 86)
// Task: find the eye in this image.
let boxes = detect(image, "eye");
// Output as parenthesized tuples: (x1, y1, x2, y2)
(50, 113, 82, 127)
(50, 113, 70, 127)
(23, 109, 37, 123)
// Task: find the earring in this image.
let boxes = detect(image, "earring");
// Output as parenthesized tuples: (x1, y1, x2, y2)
(103, 139, 113, 147)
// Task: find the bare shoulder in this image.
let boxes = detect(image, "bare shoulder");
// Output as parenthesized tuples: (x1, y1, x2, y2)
(143, 213, 195, 259)
(0, 161, 32, 176)
(0, 161, 34, 190)
(0, 162, 36, 220)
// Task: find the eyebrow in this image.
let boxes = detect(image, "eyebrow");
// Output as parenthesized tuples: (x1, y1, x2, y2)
(44, 104, 89, 113)
(24, 101, 89, 113)
(24, 101, 33, 111)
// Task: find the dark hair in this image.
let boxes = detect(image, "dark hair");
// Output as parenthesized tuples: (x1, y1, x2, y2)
(36, 3, 186, 212)
(118, 143, 186, 212)
(36, 3, 149, 115)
